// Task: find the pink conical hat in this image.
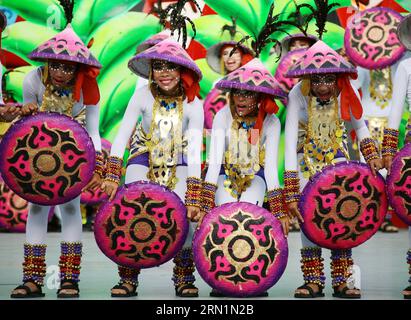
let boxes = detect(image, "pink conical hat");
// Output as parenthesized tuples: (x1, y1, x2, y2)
(206, 40, 255, 74)
(29, 24, 101, 68)
(216, 58, 284, 98)
(136, 30, 171, 54)
(128, 38, 202, 80)
(286, 41, 356, 78)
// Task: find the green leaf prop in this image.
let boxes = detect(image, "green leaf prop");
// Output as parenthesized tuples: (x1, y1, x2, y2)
(72, 0, 143, 37)
(2, 21, 57, 65)
(89, 12, 161, 70)
(0, 0, 60, 26)
(3, 66, 37, 103)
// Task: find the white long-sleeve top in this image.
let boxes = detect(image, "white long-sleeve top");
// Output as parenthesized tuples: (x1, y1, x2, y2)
(204, 105, 281, 191)
(352, 53, 411, 119)
(22, 67, 102, 151)
(110, 84, 204, 179)
(387, 57, 411, 130)
(284, 81, 371, 172)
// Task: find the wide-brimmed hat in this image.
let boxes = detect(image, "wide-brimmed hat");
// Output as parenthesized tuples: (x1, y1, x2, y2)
(398, 14, 411, 51)
(216, 58, 285, 98)
(29, 24, 101, 68)
(136, 30, 171, 54)
(128, 38, 202, 80)
(277, 33, 318, 56)
(286, 40, 357, 78)
(206, 38, 255, 74)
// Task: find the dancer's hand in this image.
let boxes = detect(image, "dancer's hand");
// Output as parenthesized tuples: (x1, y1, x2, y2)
(287, 201, 304, 223)
(278, 215, 290, 238)
(19, 103, 37, 116)
(101, 180, 119, 201)
(187, 206, 201, 222)
(383, 155, 393, 175)
(83, 173, 102, 192)
(196, 211, 207, 229)
(368, 158, 383, 176)
(0, 104, 20, 122)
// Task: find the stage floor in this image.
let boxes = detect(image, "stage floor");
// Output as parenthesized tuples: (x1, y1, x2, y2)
(0, 230, 409, 300)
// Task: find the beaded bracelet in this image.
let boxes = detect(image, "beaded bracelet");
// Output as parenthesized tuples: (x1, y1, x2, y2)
(200, 181, 218, 214)
(381, 128, 399, 157)
(185, 177, 202, 208)
(95, 151, 105, 178)
(104, 156, 123, 184)
(284, 170, 300, 204)
(359, 137, 379, 163)
(267, 188, 287, 219)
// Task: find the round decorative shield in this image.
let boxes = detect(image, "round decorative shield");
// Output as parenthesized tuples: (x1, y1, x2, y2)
(299, 161, 387, 250)
(193, 202, 288, 297)
(0, 180, 55, 232)
(275, 49, 306, 96)
(80, 138, 111, 205)
(94, 181, 188, 269)
(344, 7, 406, 69)
(203, 88, 228, 129)
(387, 143, 411, 226)
(0, 112, 95, 206)
(0, 182, 28, 232)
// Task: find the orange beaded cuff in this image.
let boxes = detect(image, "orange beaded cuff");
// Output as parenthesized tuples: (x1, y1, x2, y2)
(200, 181, 217, 214)
(95, 151, 105, 178)
(284, 170, 300, 204)
(330, 249, 353, 288)
(185, 177, 202, 208)
(104, 156, 123, 184)
(22, 243, 47, 286)
(381, 128, 399, 157)
(267, 188, 287, 219)
(359, 138, 379, 163)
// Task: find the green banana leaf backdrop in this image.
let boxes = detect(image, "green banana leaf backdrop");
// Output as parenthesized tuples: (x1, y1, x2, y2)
(1, 0, 409, 185)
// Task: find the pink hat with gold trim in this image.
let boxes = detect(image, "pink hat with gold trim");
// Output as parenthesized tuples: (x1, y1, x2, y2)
(286, 41, 356, 78)
(136, 30, 171, 54)
(129, 38, 202, 80)
(216, 58, 285, 98)
(29, 24, 101, 68)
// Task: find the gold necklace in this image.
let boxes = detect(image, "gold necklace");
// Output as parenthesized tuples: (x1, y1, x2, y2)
(302, 95, 349, 177)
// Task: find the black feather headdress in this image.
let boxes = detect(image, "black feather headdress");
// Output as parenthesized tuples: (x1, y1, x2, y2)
(292, 0, 340, 40)
(58, 0, 75, 27)
(162, 0, 202, 49)
(232, 3, 307, 60)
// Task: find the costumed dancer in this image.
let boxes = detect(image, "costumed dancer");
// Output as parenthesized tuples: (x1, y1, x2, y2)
(284, 17, 383, 298)
(101, 36, 203, 298)
(202, 17, 254, 130)
(132, 0, 173, 91)
(0, 11, 19, 126)
(273, 32, 317, 232)
(199, 3, 300, 297)
(347, 7, 411, 233)
(10, 0, 103, 298)
(206, 16, 254, 79)
(381, 14, 411, 299)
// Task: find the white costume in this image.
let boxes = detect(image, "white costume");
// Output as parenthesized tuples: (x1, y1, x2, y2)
(23, 67, 102, 244)
(285, 81, 373, 247)
(110, 84, 203, 247)
(204, 105, 281, 206)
